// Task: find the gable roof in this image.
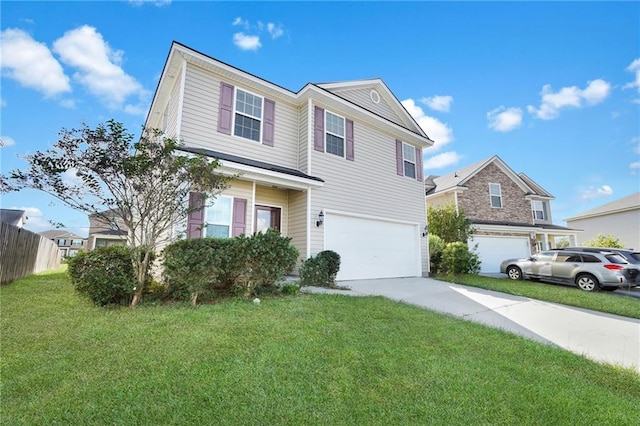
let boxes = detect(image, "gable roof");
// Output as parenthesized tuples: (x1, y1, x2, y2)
(425, 155, 550, 198)
(146, 41, 432, 148)
(565, 192, 640, 221)
(39, 229, 85, 240)
(0, 209, 26, 226)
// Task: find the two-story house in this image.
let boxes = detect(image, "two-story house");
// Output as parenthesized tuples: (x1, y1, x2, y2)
(39, 230, 85, 257)
(144, 41, 433, 280)
(85, 209, 128, 251)
(425, 155, 578, 273)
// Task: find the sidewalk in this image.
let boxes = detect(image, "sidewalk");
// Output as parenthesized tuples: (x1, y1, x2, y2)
(302, 277, 640, 373)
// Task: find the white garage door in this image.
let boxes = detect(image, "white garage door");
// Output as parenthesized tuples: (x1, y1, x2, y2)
(325, 213, 421, 281)
(470, 236, 531, 273)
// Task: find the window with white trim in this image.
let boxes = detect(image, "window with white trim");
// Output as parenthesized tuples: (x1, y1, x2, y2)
(325, 111, 345, 157)
(403, 142, 416, 178)
(489, 183, 502, 208)
(234, 89, 263, 142)
(205, 196, 233, 238)
(532, 200, 547, 220)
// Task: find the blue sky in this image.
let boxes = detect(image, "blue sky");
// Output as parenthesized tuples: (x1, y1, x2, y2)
(1, 1, 639, 237)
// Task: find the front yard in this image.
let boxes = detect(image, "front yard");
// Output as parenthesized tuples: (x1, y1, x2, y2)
(2, 270, 639, 425)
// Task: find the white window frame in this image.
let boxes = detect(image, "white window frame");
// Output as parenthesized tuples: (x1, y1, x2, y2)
(204, 195, 234, 238)
(325, 110, 345, 157)
(532, 200, 546, 220)
(233, 88, 263, 142)
(489, 183, 502, 208)
(402, 142, 416, 178)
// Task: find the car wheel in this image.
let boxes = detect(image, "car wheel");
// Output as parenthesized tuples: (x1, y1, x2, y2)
(576, 274, 599, 292)
(506, 265, 522, 280)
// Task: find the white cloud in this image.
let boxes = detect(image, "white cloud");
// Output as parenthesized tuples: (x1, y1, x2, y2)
(630, 162, 640, 175)
(624, 58, 640, 93)
(0, 135, 16, 147)
(10, 206, 51, 233)
(52, 25, 147, 110)
(423, 151, 462, 170)
(631, 136, 640, 155)
(124, 103, 148, 116)
(527, 79, 611, 120)
(61, 168, 83, 186)
(1, 98, 6, 107)
(128, 0, 171, 6)
(267, 22, 284, 39)
(59, 99, 76, 109)
(420, 95, 453, 112)
(401, 99, 454, 151)
(0, 28, 71, 98)
(232, 17, 250, 29)
(487, 106, 523, 132)
(580, 185, 613, 200)
(233, 32, 262, 51)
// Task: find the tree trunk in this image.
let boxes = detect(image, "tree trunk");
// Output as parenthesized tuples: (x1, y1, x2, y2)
(130, 249, 151, 308)
(191, 292, 198, 306)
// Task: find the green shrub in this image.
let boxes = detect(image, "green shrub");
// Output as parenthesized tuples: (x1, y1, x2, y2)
(67, 246, 136, 306)
(234, 229, 300, 297)
(428, 234, 446, 275)
(316, 250, 341, 284)
(280, 281, 300, 295)
(440, 241, 481, 275)
(583, 234, 624, 248)
(299, 250, 341, 288)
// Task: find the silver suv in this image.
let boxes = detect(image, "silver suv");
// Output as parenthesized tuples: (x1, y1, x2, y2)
(500, 250, 640, 291)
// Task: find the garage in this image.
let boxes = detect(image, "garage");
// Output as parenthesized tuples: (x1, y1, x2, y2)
(470, 235, 531, 273)
(324, 212, 421, 281)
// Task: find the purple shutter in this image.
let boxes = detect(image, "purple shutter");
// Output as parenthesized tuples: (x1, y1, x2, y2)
(314, 106, 325, 152)
(187, 192, 205, 238)
(217, 82, 234, 135)
(395, 139, 404, 176)
(415, 146, 423, 181)
(345, 119, 354, 161)
(262, 98, 275, 146)
(232, 198, 247, 237)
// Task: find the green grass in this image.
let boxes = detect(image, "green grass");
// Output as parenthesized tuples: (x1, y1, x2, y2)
(2, 270, 639, 425)
(436, 274, 640, 319)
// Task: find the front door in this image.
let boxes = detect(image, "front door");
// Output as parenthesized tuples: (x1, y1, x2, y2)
(255, 206, 281, 233)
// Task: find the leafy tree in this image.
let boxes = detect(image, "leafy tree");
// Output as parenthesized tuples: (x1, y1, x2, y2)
(427, 203, 474, 243)
(583, 234, 624, 248)
(1, 120, 229, 307)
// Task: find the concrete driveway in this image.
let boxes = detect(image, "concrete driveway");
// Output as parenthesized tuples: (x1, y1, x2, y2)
(303, 277, 640, 373)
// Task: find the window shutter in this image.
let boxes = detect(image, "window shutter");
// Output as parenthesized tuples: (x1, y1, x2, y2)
(395, 139, 404, 176)
(415, 146, 423, 181)
(345, 119, 354, 161)
(187, 192, 205, 238)
(314, 106, 325, 152)
(262, 98, 275, 146)
(217, 82, 234, 135)
(232, 198, 247, 237)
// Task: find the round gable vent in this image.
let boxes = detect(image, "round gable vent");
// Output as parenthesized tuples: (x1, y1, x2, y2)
(370, 89, 380, 104)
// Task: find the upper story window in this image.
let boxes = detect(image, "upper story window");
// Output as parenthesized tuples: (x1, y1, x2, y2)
(234, 89, 263, 142)
(402, 143, 416, 178)
(489, 183, 502, 208)
(532, 200, 547, 220)
(57, 239, 66, 246)
(71, 239, 83, 246)
(205, 196, 233, 238)
(325, 111, 345, 157)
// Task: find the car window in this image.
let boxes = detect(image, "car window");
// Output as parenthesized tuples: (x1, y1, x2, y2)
(581, 254, 601, 263)
(556, 253, 574, 262)
(629, 253, 640, 262)
(535, 252, 555, 262)
(604, 254, 628, 264)
(564, 255, 582, 262)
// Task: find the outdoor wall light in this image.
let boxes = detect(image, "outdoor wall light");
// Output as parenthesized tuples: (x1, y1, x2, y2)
(422, 225, 428, 237)
(316, 211, 325, 227)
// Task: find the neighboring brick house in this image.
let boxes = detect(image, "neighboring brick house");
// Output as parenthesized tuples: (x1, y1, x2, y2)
(85, 210, 128, 251)
(425, 155, 578, 273)
(144, 41, 433, 280)
(39, 230, 86, 257)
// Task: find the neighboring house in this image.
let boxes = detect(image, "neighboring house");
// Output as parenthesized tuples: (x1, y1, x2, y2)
(565, 192, 640, 250)
(0, 209, 26, 228)
(144, 41, 433, 280)
(425, 155, 578, 273)
(39, 230, 86, 257)
(86, 210, 128, 251)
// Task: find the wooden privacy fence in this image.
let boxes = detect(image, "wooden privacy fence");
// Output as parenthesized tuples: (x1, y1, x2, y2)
(0, 223, 61, 285)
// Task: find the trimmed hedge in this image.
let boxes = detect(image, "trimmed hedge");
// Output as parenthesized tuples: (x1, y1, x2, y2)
(299, 250, 341, 288)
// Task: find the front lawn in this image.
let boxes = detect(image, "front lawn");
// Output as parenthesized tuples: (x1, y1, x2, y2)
(2, 270, 639, 425)
(436, 274, 640, 319)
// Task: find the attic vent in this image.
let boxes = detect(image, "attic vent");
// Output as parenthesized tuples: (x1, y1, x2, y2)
(370, 89, 380, 104)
